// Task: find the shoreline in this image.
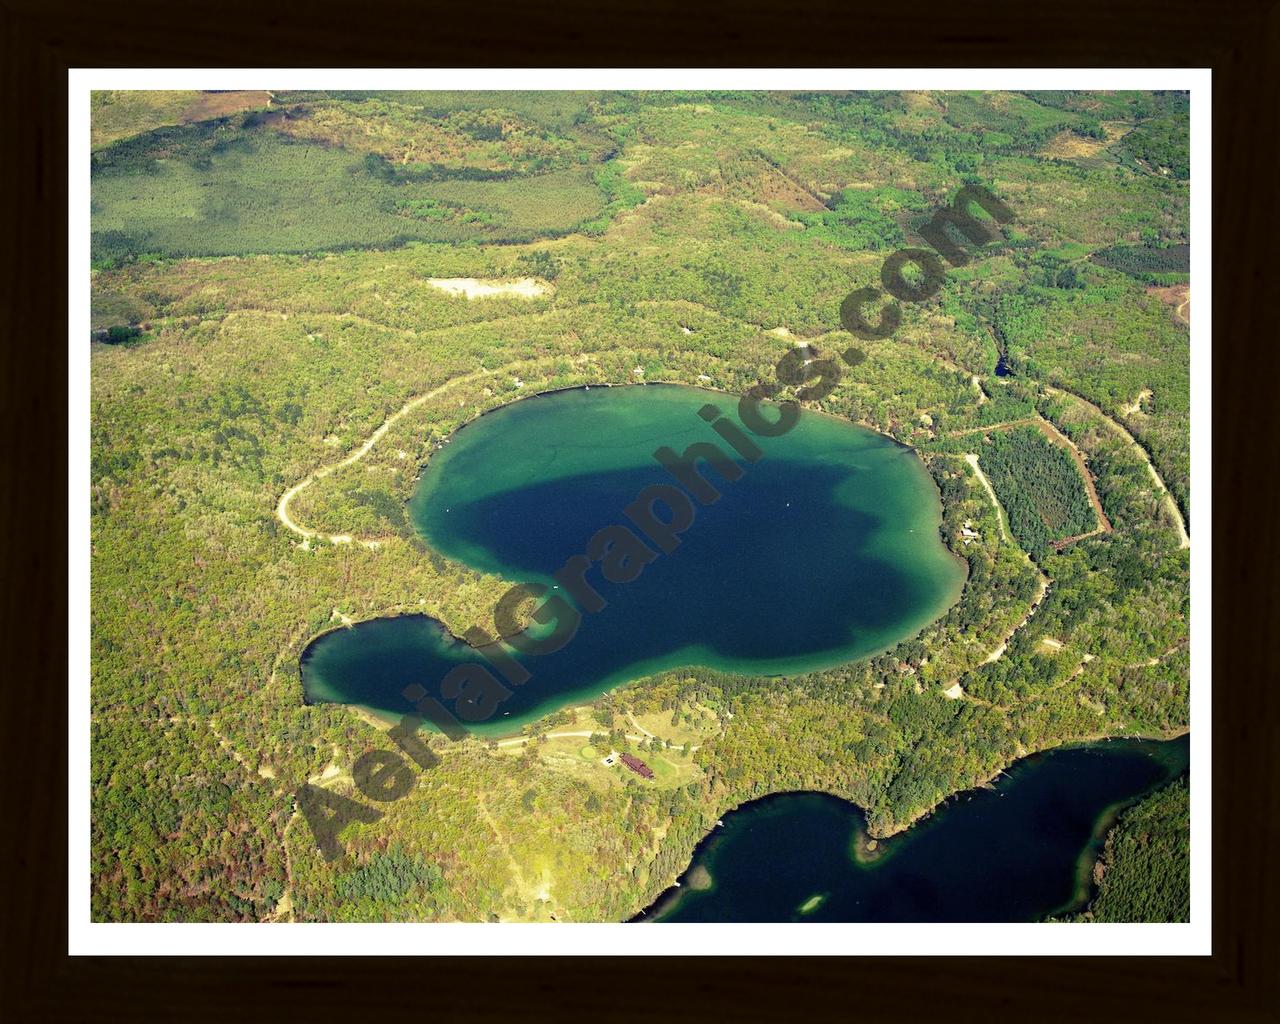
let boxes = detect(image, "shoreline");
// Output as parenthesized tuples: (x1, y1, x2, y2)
(633, 729, 1190, 922)
(302, 597, 969, 741)
(297, 381, 967, 739)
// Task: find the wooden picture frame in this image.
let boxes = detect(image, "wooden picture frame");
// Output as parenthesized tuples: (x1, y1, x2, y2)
(4, 0, 1274, 1017)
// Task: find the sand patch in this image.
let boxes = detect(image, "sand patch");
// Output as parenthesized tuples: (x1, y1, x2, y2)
(425, 278, 550, 300)
(1119, 388, 1153, 417)
(734, 200, 806, 230)
(182, 91, 273, 123)
(309, 762, 342, 784)
(902, 91, 944, 114)
(972, 375, 988, 405)
(1040, 130, 1108, 160)
(1147, 283, 1190, 326)
(942, 682, 964, 700)
(1101, 121, 1133, 143)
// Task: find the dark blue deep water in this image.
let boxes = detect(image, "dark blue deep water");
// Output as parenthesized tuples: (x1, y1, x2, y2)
(300, 385, 965, 733)
(642, 734, 1189, 923)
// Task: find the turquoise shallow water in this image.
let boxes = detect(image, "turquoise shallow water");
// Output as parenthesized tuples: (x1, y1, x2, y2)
(300, 385, 967, 734)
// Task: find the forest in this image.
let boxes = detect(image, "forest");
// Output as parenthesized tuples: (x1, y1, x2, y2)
(88, 89, 1190, 924)
(1071, 778, 1190, 923)
(1090, 242, 1190, 283)
(975, 426, 1098, 560)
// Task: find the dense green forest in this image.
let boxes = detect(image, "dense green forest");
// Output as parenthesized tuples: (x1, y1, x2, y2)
(976, 427, 1098, 560)
(89, 89, 1190, 923)
(1117, 118, 1192, 179)
(1091, 242, 1190, 282)
(1073, 778, 1190, 923)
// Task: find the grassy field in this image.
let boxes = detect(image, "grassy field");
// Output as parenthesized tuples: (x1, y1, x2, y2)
(92, 130, 610, 262)
(90, 90, 273, 149)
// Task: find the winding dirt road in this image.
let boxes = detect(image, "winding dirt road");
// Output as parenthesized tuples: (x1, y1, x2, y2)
(275, 370, 489, 543)
(963, 453, 1011, 544)
(1044, 385, 1189, 549)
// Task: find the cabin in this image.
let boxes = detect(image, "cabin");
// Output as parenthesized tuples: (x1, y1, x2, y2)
(619, 753, 655, 779)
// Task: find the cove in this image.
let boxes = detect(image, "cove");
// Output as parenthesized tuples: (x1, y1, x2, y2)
(639, 733, 1190, 923)
(300, 384, 967, 734)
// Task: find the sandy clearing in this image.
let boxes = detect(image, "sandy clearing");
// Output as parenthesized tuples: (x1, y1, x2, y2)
(1119, 387, 1153, 417)
(750, 157, 829, 212)
(496, 730, 593, 747)
(942, 682, 964, 700)
(1039, 130, 1108, 160)
(1146, 284, 1190, 327)
(309, 762, 341, 784)
(902, 91, 944, 114)
(1100, 121, 1134, 143)
(972, 375, 988, 405)
(182, 90, 274, 123)
(426, 277, 550, 300)
(491, 724, 701, 753)
(731, 199, 807, 231)
(492, 728, 691, 750)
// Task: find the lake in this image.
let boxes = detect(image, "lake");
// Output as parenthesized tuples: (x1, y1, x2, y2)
(300, 384, 967, 734)
(639, 733, 1189, 922)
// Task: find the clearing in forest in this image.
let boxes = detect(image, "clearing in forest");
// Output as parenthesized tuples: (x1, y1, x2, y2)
(425, 277, 551, 299)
